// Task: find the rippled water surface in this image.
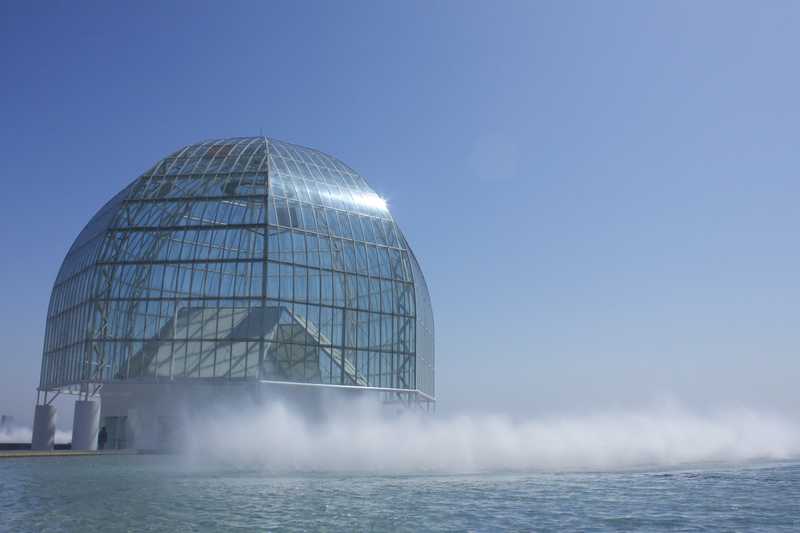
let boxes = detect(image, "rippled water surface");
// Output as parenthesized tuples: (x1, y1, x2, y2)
(1, 456, 798, 532)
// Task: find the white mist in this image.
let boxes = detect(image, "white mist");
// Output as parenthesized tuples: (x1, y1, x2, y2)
(184, 399, 800, 472)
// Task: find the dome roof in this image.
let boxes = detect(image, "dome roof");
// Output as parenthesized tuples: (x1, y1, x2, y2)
(41, 137, 434, 402)
(149, 137, 388, 217)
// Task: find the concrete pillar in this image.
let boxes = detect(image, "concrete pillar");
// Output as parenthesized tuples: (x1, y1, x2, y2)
(72, 400, 101, 451)
(31, 404, 56, 451)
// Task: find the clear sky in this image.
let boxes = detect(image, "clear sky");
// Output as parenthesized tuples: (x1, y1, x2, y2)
(1, 1, 798, 428)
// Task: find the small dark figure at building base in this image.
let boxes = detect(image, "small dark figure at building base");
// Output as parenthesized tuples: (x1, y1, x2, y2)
(98, 426, 108, 450)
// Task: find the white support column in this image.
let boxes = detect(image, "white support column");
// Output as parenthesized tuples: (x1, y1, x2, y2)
(31, 404, 56, 451)
(72, 400, 101, 451)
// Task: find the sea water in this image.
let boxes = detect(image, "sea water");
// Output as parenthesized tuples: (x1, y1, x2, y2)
(1, 456, 798, 532)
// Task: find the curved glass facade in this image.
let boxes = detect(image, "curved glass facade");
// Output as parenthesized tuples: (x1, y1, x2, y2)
(40, 137, 434, 401)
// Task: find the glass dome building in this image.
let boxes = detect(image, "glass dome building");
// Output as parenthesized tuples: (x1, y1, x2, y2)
(33, 137, 434, 450)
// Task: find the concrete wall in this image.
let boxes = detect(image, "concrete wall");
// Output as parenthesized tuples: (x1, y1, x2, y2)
(98, 381, 390, 451)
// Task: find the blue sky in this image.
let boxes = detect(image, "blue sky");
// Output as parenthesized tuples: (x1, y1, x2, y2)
(1, 1, 798, 427)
